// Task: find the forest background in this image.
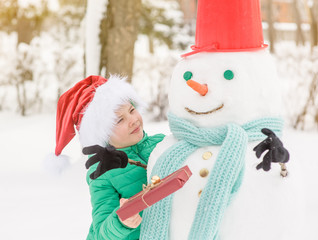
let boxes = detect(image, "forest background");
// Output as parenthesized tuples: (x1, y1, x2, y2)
(0, 0, 318, 129)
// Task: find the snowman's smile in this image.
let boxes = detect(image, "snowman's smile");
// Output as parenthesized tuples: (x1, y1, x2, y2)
(185, 104, 224, 115)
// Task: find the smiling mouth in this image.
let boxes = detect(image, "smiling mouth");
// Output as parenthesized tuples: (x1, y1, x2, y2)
(185, 104, 224, 115)
(131, 126, 141, 134)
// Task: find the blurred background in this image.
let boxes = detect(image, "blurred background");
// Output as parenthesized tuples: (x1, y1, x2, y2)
(0, 0, 317, 129)
(1, 1, 318, 239)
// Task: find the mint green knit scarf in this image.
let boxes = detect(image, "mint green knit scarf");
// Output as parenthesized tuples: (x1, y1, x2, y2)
(140, 113, 283, 239)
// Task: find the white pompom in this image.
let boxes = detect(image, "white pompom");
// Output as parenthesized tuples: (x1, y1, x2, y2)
(43, 153, 71, 175)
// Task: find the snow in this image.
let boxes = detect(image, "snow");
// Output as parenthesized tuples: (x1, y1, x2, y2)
(18, 0, 59, 11)
(0, 111, 317, 239)
(85, 0, 108, 76)
(262, 22, 311, 31)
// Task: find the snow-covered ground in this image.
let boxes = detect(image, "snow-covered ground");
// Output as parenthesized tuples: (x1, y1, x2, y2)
(0, 112, 171, 239)
(0, 112, 317, 239)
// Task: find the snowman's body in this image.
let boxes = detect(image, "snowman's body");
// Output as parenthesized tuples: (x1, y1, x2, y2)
(146, 51, 305, 239)
(148, 136, 304, 240)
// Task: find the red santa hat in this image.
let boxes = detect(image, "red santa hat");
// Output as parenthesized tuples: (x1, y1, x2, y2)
(44, 75, 146, 174)
(182, 0, 267, 57)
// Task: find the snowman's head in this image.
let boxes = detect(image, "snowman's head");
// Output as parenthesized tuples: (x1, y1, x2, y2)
(169, 49, 282, 128)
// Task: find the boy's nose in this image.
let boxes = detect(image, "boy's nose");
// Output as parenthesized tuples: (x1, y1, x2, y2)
(129, 116, 138, 127)
(186, 80, 208, 96)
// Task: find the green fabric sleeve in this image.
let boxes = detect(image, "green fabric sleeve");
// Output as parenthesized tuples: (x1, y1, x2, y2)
(88, 175, 138, 239)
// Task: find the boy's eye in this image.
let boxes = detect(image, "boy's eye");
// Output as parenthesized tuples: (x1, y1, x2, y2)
(130, 108, 135, 113)
(183, 71, 192, 81)
(224, 70, 234, 80)
(117, 118, 123, 124)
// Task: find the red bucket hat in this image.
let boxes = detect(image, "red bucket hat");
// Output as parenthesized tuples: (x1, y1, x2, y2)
(182, 0, 267, 57)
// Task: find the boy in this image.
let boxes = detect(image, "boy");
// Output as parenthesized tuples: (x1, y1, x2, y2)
(49, 75, 164, 239)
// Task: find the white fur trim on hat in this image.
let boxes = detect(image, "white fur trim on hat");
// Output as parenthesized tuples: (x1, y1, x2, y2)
(79, 75, 146, 148)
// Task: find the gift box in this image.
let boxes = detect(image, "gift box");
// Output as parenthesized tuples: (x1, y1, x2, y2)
(116, 165, 192, 221)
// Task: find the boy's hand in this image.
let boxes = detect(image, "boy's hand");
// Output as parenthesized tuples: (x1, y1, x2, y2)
(118, 198, 142, 228)
(83, 145, 128, 179)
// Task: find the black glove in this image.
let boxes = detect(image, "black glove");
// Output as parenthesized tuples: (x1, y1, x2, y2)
(253, 128, 290, 171)
(82, 145, 128, 180)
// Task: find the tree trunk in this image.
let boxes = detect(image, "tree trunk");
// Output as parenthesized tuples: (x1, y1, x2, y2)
(266, 0, 275, 53)
(310, 2, 318, 48)
(148, 34, 154, 54)
(15, 81, 26, 116)
(292, 0, 305, 46)
(100, 0, 142, 81)
(17, 16, 34, 44)
(306, 0, 318, 49)
(294, 73, 318, 129)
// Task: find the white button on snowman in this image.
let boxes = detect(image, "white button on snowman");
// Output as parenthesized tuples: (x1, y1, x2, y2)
(140, 0, 305, 239)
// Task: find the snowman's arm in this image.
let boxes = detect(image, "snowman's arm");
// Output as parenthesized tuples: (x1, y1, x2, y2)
(253, 128, 290, 172)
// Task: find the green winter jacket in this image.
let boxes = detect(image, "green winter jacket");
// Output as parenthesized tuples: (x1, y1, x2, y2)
(86, 132, 165, 240)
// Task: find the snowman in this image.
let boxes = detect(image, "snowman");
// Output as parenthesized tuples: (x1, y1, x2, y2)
(140, 0, 305, 239)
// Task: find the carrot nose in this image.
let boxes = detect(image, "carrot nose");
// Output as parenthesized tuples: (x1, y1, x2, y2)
(186, 80, 208, 96)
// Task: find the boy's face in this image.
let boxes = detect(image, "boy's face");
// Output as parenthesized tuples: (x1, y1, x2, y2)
(109, 103, 144, 149)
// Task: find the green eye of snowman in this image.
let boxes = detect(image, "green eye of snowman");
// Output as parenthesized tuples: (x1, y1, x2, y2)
(224, 70, 234, 80)
(183, 71, 192, 81)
